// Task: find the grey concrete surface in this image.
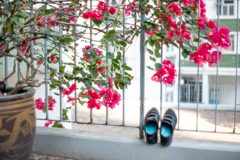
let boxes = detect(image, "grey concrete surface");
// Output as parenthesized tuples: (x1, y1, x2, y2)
(32, 127, 240, 160)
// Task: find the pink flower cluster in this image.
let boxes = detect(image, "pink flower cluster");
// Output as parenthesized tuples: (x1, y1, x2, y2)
(125, 2, 137, 16)
(167, 4, 182, 16)
(82, 1, 116, 21)
(82, 86, 121, 110)
(20, 38, 36, 54)
(82, 45, 102, 62)
(62, 83, 77, 97)
(44, 121, 53, 127)
(38, 16, 57, 28)
(189, 42, 222, 67)
(50, 55, 58, 63)
(161, 16, 191, 44)
(151, 60, 177, 85)
(208, 26, 231, 49)
(35, 96, 57, 111)
(96, 60, 106, 74)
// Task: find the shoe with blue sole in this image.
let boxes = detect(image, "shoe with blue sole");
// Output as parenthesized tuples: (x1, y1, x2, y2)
(160, 108, 177, 146)
(143, 107, 160, 144)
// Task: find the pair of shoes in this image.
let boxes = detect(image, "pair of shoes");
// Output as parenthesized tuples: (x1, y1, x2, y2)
(143, 107, 177, 146)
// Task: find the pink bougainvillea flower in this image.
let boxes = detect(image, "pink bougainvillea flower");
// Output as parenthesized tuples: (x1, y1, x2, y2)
(219, 26, 230, 38)
(125, 10, 131, 16)
(81, 90, 88, 96)
(151, 60, 177, 85)
(62, 83, 77, 96)
(83, 12, 90, 19)
(208, 20, 217, 31)
(208, 50, 222, 67)
(0, 45, 3, 49)
(67, 96, 75, 102)
(102, 88, 121, 109)
(44, 120, 53, 127)
(36, 59, 44, 65)
(35, 98, 45, 111)
(89, 90, 101, 99)
(98, 1, 108, 13)
(167, 3, 182, 16)
(50, 55, 57, 63)
(83, 45, 102, 62)
(93, 10, 103, 21)
(109, 6, 116, 15)
(47, 95, 57, 111)
(87, 99, 102, 110)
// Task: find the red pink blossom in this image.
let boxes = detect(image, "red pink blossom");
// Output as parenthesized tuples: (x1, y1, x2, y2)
(151, 60, 177, 85)
(44, 121, 53, 127)
(62, 83, 77, 97)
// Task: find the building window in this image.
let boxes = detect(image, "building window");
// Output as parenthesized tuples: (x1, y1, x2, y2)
(216, 0, 234, 16)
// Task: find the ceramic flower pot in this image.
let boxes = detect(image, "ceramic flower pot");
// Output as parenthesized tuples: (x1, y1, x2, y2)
(0, 87, 36, 160)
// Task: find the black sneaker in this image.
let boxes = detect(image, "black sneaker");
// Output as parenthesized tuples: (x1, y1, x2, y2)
(143, 107, 160, 144)
(160, 108, 177, 146)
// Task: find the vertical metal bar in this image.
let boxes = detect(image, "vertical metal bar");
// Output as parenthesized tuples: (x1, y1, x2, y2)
(188, 84, 190, 103)
(105, 0, 109, 125)
(4, 57, 8, 87)
(44, 4, 49, 119)
(4, 0, 7, 87)
(215, 0, 220, 132)
(17, 35, 20, 81)
(234, 0, 239, 133)
(31, 4, 34, 77)
(90, 0, 93, 124)
(160, 0, 163, 120)
(122, 0, 126, 126)
(74, 7, 78, 123)
(59, 9, 63, 121)
(177, 3, 182, 130)
(196, 0, 200, 131)
(139, 0, 145, 139)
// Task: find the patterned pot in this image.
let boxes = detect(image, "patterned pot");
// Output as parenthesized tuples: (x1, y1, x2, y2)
(0, 88, 36, 160)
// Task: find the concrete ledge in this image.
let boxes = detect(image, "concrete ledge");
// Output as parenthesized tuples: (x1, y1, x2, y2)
(33, 126, 240, 160)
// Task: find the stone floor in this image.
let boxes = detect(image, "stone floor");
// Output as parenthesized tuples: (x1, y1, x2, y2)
(30, 154, 75, 160)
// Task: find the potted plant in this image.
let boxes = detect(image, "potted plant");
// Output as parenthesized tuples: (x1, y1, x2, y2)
(0, 0, 230, 159)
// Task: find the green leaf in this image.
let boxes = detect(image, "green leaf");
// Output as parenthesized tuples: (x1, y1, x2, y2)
(79, 101, 85, 105)
(147, 66, 154, 70)
(93, 19, 103, 26)
(49, 67, 57, 73)
(3, 19, 10, 28)
(25, 2, 33, 7)
(193, 38, 199, 43)
(105, 30, 116, 42)
(148, 38, 155, 47)
(200, 27, 211, 36)
(116, 52, 121, 59)
(150, 56, 156, 62)
(182, 39, 190, 46)
(59, 66, 65, 73)
(106, 52, 114, 59)
(147, 49, 154, 55)
(39, 5, 46, 11)
(125, 66, 132, 71)
(161, 3, 167, 11)
(182, 49, 190, 59)
(155, 52, 161, 58)
(143, 40, 148, 46)
(119, 41, 127, 47)
(43, 106, 46, 113)
(98, 80, 106, 86)
(173, 33, 180, 41)
(13, 16, 23, 27)
(155, 63, 162, 70)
